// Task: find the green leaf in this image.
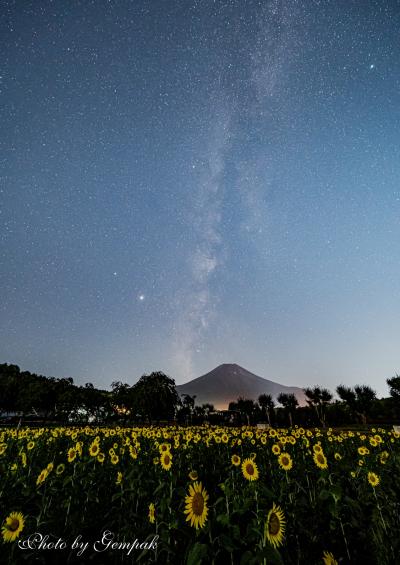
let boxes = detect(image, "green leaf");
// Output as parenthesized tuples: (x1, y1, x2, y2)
(216, 513, 230, 526)
(186, 542, 208, 565)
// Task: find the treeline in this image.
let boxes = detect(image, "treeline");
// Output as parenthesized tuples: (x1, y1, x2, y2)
(0, 364, 184, 424)
(228, 381, 400, 427)
(1, 363, 399, 426)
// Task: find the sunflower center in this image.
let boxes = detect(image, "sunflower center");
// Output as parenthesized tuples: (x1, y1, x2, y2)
(246, 463, 254, 475)
(9, 519, 20, 532)
(192, 492, 205, 516)
(268, 513, 280, 536)
(317, 454, 324, 463)
(282, 457, 289, 465)
(164, 455, 170, 464)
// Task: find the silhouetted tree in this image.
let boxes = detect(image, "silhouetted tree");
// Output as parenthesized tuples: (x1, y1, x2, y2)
(387, 375, 400, 421)
(336, 384, 376, 425)
(258, 394, 275, 426)
(304, 386, 333, 427)
(109, 381, 131, 422)
(202, 403, 214, 415)
(236, 397, 257, 425)
(179, 394, 196, 424)
(277, 393, 298, 427)
(131, 372, 180, 423)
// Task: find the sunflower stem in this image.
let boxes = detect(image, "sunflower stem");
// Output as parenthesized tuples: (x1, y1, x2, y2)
(373, 489, 387, 532)
(339, 517, 351, 561)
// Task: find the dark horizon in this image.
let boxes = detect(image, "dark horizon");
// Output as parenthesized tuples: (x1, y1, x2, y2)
(1, 359, 394, 402)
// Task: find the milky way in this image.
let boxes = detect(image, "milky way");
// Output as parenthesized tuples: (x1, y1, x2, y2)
(1, 1, 399, 396)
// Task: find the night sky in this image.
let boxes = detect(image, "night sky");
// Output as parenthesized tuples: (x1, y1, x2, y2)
(1, 1, 400, 397)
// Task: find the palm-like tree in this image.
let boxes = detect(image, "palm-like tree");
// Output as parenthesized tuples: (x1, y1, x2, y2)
(336, 384, 376, 425)
(277, 393, 298, 427)
(258, 394, 275, 427)
(304, 386, 332, 427)
(236, 397, 256, 425)
(387, 375, 400, 413)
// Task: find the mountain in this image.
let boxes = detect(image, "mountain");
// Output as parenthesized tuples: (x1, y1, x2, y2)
(176, 363, 307, 410)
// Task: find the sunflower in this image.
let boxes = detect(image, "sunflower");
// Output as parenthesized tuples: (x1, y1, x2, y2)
(159, 443, 171, 453)
(148, 503, 156, 524)
(264, 503, 286, 548)
(67, 448, 76, 463)
(36, 468, 49, 486)
(278, 452, 293, 471)
(97, 452, 105, 463)
(322, 551, 338, 565)
(313, 451, 328, 470)
(379, 451, 389, 465)
(334, 453, 342, 461)
(367, 472, 380, 488)
(184, 481, 209, 529)
(160, 451, 173, 471)
(272, 444, 281, 455)
(56, 463, 65, 475)
(2, 511, 25, 543)
(116, 471, 123, 485)
(231, 454, 241, 466)
(189, 470, 198, 480)
(241, 458, 259, 481)
(89, 441, 100, 457)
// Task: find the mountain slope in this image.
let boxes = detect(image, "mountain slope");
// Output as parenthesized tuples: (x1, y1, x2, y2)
(176, 363, 307, 409)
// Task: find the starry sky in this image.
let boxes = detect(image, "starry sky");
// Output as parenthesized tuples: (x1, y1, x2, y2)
(1, 0, 400, 397)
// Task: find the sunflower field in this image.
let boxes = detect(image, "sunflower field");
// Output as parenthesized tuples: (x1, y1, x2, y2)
(1, 425, 399, 564)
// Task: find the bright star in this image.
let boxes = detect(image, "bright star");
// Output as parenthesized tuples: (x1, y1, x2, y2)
(369, 64, 375, 69)
(138, 294, 145, 301)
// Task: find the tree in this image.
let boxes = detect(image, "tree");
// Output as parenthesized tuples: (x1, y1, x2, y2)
(387, 375, 400, 420)
(180, 394, 196, 424)
(111, 381, 132, 420)
(336, 384, 376, 425)
(304, 386, 332, 427)
(131, 372, 180, 423)
(258, 394, 275, 426)
(236, 397, 257, 425)
(277, 393, 298, 427)
(202, 403, 214, 416)
(0, 364, 21, 415)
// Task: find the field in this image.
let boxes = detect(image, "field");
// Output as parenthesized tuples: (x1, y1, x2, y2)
(0, 425, 399, 564)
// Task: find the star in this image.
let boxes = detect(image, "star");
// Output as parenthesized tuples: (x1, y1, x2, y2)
(369, 64, 375, 69)
(138, 294, 145, 301)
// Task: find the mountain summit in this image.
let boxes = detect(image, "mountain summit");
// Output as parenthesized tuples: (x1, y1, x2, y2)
(176, 363, 307, 410)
